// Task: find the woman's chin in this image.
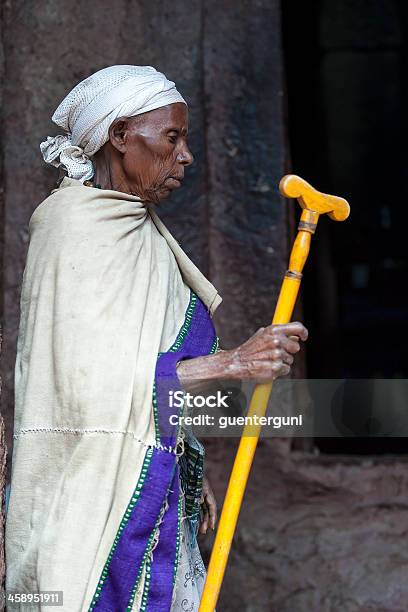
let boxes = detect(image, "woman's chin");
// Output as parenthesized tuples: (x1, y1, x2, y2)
(143, 185, 177, 205)
(156, 187, 173, 203)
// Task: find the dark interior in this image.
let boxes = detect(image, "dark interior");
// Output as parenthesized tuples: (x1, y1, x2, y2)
(282, 0, 408, 453)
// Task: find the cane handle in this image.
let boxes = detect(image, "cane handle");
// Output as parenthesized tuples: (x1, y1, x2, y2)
(279, 174, 350, 222)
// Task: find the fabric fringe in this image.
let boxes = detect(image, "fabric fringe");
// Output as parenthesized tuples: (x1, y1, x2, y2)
(147, 488, 171, 565)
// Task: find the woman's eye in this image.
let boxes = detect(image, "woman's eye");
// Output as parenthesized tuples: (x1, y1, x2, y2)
(168, 135, 177, 144)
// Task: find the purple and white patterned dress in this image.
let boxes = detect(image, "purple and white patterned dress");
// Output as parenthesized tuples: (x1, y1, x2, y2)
(88, 290, 218, 611)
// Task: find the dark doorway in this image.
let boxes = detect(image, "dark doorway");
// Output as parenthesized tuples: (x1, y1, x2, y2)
(282, 0, 408, 453)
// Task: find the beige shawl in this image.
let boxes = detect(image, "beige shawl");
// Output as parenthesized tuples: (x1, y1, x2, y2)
(5, 177, 221, 610)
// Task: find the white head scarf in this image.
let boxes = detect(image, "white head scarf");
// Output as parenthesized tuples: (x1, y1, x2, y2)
(40, 65, 187, 183)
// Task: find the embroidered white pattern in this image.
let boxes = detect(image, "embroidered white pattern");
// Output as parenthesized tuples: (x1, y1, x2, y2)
(13, 427, 179, 454)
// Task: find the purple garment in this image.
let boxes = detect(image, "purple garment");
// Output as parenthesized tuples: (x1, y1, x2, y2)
(90, 291, 217, 611)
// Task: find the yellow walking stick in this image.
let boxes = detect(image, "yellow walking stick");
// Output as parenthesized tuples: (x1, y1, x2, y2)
(199, 174, 350, 611)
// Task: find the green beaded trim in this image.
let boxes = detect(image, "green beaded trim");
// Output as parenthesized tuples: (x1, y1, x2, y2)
(127, 480, 176, 609)
(130, 482, 183, 609)
(168, 291, 198, 354)
(210, 335, 220, 354)
(139, 559, 152, 611)
(152, 381, 160, 446)
(126, 530, 155, 611)
(88, 447, 153, 611)
(173, 491, 183, 587)
(153, 291, 198, 445)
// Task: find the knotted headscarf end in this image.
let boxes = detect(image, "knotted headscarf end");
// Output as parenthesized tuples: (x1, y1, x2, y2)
(40, 134, 94, 182)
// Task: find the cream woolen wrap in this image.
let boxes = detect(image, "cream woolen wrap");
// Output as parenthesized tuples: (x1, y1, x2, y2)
(5, 178, 221, 610)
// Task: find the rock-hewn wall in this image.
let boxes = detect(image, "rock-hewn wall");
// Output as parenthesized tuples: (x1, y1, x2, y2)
(0, 411, 5, 611)
(0, 3, 6, 606)
(0, 0, 287, 484)
(0, 1, 289, 609)
(201, 439, 408, 611)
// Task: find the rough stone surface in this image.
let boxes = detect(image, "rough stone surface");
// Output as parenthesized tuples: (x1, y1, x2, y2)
(0, 412, 5, 611)
(204, 0, 289, 349)
(200, 439, 408, 611)
(0, 5, 6, 606)
(0, 0, 209, 482)
(0, 0, 290, 479)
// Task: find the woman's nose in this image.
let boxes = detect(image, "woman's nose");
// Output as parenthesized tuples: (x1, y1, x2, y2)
(177, 145, 194, 166)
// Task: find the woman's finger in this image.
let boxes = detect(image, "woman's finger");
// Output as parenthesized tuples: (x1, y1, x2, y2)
(281, 336, 301, 354)
(205, 492, 217, 530)
(200, 504, 209, 534)
(262, 331, 302, 353)
(281, 351, 294, 366)
(267, 322, 308, 342)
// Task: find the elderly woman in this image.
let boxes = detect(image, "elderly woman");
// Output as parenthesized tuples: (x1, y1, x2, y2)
(6, 66, 307, 611)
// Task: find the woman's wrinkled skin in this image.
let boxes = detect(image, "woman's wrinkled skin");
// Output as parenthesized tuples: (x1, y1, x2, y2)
(93, 102, 193, 203)
(200, 475, 217, 534)
(94, 102, 308, 535)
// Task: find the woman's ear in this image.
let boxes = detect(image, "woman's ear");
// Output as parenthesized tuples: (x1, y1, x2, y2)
(108, 118, 130, 153)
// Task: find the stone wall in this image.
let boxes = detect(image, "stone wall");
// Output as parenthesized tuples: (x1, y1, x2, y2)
(0, 413, 5, 611)
(0, 1, 289, 610)
(0, 0, 288, 485)
(201, 439, 408, 612)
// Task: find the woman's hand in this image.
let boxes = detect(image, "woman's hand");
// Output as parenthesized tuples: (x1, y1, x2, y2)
(226, 321, 308, 383)
(199, 475, 217, 535)
(176, 321, 308, 390)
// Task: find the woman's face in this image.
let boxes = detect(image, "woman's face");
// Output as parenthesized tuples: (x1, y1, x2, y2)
(111, 102, 193, 203)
